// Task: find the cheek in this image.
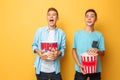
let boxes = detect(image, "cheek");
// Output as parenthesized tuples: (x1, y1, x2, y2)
(54, 17, 58, 21)
(91, 18, 96, 22)
(54, 16, 57, 18)
(85, 18, 87, 21)
(47, 16, 50, 19)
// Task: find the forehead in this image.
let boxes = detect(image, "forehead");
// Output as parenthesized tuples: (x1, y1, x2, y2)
(86, 12, 95, 16)
(48, 10, 57, 14)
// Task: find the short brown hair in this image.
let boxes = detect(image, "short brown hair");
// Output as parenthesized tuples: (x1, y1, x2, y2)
(47, 7, 59, 17)
(85, 9, 97, 20)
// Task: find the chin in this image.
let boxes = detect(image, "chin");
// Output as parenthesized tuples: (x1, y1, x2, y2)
(87, 23, 93, 26)
(49, 24, 55, 27)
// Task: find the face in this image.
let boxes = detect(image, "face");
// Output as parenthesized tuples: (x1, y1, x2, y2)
(47, 10, 58, 28)
(85, 12, 96, 27)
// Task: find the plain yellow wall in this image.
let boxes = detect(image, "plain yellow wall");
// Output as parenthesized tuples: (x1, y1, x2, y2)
(0, 0, 120, 80)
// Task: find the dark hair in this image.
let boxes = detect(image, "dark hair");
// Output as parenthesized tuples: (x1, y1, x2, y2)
(85, 9, 97, 20)
(47, 7, 58, 17)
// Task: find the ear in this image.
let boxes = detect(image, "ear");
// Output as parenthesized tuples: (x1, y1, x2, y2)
(57, 16, 59, 20)
(95, 18, 97, 22)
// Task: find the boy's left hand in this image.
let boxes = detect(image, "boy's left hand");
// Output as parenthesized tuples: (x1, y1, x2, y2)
(47, 48, 59, 60)
(87, 48, 99, 55)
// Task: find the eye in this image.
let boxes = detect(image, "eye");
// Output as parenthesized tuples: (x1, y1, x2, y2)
(85, 15, 89, 18)
(47, 13, 51, 16)
(91, 15, 95, 18)
(52, 13, 57, 16)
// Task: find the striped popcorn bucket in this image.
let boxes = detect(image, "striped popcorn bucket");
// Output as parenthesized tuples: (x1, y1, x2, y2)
(41, 41, 58, 52)
(80, 53, 98, 74)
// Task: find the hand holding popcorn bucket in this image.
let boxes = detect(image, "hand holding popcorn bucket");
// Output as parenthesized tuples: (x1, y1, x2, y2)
(80, 52, 98, 74)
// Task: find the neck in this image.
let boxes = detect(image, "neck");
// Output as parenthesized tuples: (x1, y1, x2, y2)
(49, 25, 56, 30)
(85, 25, 94, 32)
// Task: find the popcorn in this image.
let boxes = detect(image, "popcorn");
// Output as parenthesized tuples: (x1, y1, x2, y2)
(80, 52, 98, 74)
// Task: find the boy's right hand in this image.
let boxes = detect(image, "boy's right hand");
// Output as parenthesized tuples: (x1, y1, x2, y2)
(37, 49, 48, 60)
(39, 53, 49, 60)
(79, 64, 87, 75)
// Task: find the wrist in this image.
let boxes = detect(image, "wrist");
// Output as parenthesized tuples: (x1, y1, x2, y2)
(96, 49, 100, 55)
(35, 49, 41, 55)
(78, 63, 82, 68)
(57, 51, 62, 56)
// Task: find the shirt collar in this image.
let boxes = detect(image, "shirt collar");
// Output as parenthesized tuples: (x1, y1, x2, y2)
(45, 26, 58, 31)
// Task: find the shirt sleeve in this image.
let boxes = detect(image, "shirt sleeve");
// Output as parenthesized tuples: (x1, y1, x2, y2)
(32, 29, 39, 53)
(73, 32, 77, 48)
(59, 32, 66, 57)
(98, 33, 105, 51)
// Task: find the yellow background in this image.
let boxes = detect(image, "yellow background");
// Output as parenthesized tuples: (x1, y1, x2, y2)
(0, 0, 120, 80)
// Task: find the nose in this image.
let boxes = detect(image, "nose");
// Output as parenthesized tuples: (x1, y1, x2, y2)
(50, 15, 53, 18)
(88, 17, 91, 20)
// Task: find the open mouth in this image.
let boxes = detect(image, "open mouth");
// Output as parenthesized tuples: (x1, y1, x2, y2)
(87, 21, 92, 23)
(49, 19, 54, 22)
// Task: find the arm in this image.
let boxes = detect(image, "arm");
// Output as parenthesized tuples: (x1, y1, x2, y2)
(72, 48, 86, 74)
(59, 32, 66, 57)
(97, 50, 105, 56)
(32, 29, 48, 60)
(97, 33, 105, 56)
(72, 48, 81, 67)
(32, 29, 39, 53)
(72, 32, 82, 67)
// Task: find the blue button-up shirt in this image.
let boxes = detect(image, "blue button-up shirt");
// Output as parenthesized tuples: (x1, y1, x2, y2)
(32, 26, 66, 74)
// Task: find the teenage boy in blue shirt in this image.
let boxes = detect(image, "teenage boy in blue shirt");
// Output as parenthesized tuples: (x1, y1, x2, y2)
(32, 7, 66, 80)
(72, 9, 105, 80)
